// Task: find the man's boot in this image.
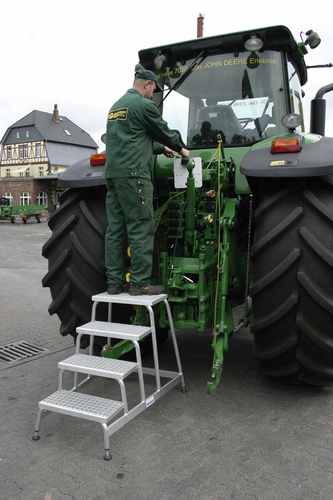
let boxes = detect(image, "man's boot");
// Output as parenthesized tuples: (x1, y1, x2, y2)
(128, 284, 164, 296)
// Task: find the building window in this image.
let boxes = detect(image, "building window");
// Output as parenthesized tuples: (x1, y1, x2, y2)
(18, 144, 28, 159)
(39, 166, 45, 176)
(4, 193, 13, 205)
(6, 168, 10, 177)
(35, 143, 41, 157)
(20, 192, 31, 206)
(25, 168, 30, 176)
(37, 192, 48, 205)
(26, 130, 30, 138)
(7, 146, 12, 159)
(16, 131, 20, 139)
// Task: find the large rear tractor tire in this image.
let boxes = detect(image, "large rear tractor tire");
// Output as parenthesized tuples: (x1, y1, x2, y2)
(251, 177, 333, 385)
(42, 187, 167, 350)
(42, 187, 116, 348)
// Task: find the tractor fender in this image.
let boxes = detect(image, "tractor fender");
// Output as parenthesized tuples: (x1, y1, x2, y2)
(58, 156, 106, 188)
(240, 136, 333, 178)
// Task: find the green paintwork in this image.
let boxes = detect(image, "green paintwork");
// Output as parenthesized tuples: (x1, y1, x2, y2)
(208, 198, 237, 393)
(184, 160, 196, 255)
(155, 147, 252, 195)
(102, 340, 134, 359)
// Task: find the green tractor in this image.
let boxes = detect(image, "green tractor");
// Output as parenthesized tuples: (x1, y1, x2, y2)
(42, 25, 333, 392)
(0, 196, 14, 222)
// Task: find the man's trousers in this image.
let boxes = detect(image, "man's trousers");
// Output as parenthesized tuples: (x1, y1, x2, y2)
(105, 178, 154, 286)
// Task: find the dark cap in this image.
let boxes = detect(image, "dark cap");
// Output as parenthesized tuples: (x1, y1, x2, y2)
(134, 64, 162, 90)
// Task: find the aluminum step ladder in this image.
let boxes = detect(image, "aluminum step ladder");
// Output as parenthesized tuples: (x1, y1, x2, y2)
(33, 292, 185, 460)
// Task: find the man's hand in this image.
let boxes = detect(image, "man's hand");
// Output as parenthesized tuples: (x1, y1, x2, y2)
(163, 146, 176, 158)
(180, 147, 190, 158)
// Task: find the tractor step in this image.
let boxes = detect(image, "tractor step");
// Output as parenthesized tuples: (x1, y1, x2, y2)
(59, 354, 137, 380)
(92, 291, 168, 306)
(76, 320, 151, 341)
(39, 390, 124, 423)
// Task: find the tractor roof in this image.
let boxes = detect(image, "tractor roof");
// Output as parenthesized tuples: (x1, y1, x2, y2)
(139, 25, 307, 85)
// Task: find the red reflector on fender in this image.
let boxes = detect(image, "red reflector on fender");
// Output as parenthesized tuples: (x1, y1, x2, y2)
(90, 153, 106, 166)
(271, 137, 301, 154)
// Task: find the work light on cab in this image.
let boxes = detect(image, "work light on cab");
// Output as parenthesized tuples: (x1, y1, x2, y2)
(244, 35, 263, 52)
(271, 136, 302, 154)
(90, 153, 106, 167)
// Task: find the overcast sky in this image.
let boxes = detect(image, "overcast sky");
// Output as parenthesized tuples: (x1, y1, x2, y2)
(1, 0, 333, 149)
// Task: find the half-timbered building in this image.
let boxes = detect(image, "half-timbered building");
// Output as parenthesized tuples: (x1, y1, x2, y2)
(0, 105, 98, 207)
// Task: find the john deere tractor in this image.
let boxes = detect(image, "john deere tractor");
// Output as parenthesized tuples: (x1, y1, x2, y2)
(42, 25, 333, 391)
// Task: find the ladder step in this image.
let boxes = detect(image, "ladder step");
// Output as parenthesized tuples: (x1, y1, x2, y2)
(59, 354, 137, 379)
(76, 321, 151, 341)
(92, 291, 168, 307)
(39, 390, 124, 424)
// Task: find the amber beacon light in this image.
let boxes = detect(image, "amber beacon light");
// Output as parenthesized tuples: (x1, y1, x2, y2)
(271, 137, 302, 154)
(90, 153, 106, 166)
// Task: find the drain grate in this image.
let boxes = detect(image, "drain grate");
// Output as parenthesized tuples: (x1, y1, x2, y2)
(0, 341, 48, 363)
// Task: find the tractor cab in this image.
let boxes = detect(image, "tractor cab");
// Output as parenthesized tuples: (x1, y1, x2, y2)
(139, 25, 308, 148)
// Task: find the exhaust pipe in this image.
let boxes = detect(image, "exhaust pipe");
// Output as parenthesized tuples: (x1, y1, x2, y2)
(310, 83, 333, 135)
(197, 13, 204, 38)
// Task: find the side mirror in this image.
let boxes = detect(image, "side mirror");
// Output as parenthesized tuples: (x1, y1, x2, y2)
(305, 30, 321, 49)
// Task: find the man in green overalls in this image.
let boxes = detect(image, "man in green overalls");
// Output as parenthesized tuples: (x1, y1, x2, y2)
(105, 64, 189, 295)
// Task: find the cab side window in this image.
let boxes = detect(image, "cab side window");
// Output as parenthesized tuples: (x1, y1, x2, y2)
(288, 60, 305, 132)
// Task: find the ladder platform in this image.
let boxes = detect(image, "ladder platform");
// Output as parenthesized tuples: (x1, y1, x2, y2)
(76, 321, 151, 341)
(92, 292, 168, 307)
(59, 354, 137, 380)
(39, 390, 124, 424)
(33, 293, 185, 461)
